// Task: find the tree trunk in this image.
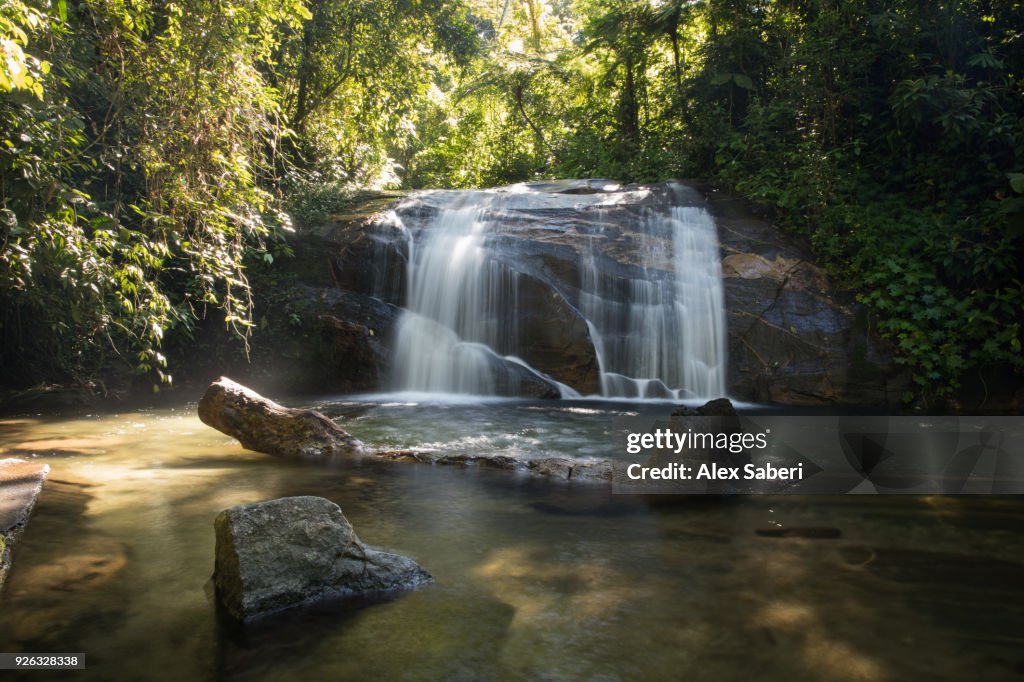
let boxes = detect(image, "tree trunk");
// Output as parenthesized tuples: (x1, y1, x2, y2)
(670, 28, 682, 101)
(622, 57, 640, 140)
(198, 377, 365, 458)
(524, 0, 543, 51)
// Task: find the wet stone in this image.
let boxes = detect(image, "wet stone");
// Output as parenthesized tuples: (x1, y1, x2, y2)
(0, 458, 50, 589)
(213, 496, 431, 622)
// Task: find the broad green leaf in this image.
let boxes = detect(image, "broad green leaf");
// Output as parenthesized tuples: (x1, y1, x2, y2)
(733, 74, 754, 90)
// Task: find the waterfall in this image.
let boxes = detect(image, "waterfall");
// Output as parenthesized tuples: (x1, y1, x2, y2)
(580, 206, 726, 399)
(391, 194, 522, 394)
(388, 184, 727, 400)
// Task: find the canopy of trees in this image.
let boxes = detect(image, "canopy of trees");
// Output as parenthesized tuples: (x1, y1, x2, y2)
(3, 0, 1022, 403)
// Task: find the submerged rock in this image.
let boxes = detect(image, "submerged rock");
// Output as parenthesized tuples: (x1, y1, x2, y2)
(198, 377, 365, 458)
(755, 527, 842, 539)
(194, 376, 601, 481)
(670, 397, 737, 417)
(213, 496, 431, 622)
(376, 449, 613, 483)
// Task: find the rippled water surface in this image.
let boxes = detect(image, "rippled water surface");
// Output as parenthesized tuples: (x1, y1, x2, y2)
(1, 399, 1023, 681)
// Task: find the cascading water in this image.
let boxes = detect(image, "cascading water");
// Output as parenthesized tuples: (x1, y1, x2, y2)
(388, 183, 727, 400)
(391, 193, 523, 394)
(580, 206, 726, 399)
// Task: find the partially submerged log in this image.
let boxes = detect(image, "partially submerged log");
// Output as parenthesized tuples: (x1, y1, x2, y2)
(198, 377, 365, 457)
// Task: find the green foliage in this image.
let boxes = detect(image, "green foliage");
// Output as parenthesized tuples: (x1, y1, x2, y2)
(1, 0, 481, 388)
(281, 177, 360, 226)
(408, 0, 1024, 400)
(403, 21, 578, 187)
(698, 0, 1024, 400)
(0, 1, 48, 96)
(3, 0, 1022, 402)
(270, 0, 479, 188)
(1, 0, 303, 387)
(858, 255, 1021, 396)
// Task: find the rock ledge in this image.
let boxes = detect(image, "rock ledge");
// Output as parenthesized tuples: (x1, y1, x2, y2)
(0, 458, 50, 589)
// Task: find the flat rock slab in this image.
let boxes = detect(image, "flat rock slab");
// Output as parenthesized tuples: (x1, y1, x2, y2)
(0, 458, 50, 588)
(214, 496, 431, 622)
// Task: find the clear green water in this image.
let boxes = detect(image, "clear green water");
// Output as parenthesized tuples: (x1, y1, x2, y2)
(1, 400, 1023, 681)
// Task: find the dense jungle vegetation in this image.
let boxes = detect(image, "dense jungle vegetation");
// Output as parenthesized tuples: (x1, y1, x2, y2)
(2, 0, 1022, 402)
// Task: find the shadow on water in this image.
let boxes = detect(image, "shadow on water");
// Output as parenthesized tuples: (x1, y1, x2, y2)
(0, 479, 129, 657)
(1, 406, 1024, 681)
(214, 584, 516, 681)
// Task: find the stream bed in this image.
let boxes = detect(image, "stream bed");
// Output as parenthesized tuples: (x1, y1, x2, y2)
(1, 399, 1023, 681)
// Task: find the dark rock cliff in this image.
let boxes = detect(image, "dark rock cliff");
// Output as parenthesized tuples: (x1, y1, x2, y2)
(266, 180, 908, 406)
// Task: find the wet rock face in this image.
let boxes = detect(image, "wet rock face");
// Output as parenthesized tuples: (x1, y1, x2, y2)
(312, 288, 400, 392)
(482, 353, 563, 399)
(352, 185, 676, 396)
(213, 496, 431, 622)
(296, 181, 906, 405)
(705, 188, 909, 405)
(499, 273, 600, 395)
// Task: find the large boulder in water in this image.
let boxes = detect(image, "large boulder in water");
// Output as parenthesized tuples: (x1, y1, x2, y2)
(213, 496, 431, 622)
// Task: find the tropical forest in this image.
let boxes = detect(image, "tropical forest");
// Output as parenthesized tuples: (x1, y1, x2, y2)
(1, 3, 1024, 681)
(2, 0, 1022, 402)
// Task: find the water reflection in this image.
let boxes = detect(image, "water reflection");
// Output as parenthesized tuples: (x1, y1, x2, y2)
(0, 406, 1022, 681)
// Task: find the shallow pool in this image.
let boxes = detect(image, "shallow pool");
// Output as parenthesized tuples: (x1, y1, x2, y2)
(1, 399, 1022, 680)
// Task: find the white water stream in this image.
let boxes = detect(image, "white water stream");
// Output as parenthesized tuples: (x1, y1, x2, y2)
(390, 184, 727, 400)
